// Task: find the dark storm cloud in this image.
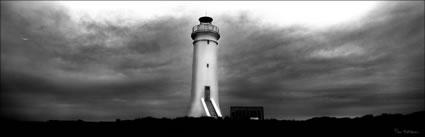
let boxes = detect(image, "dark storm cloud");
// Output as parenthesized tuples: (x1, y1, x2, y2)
(1, 1, 423, 120)
(1, 69, 187, 120)
(217, 1, 424, 118)
(1, 1, 192, 120)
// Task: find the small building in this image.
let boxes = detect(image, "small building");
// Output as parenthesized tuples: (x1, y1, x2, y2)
(230, 106, 264, 120)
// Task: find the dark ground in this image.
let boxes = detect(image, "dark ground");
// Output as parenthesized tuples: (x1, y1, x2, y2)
(2, 111, 423, 136)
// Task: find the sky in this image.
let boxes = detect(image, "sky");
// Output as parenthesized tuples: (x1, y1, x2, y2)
(1, 1, 424, 121)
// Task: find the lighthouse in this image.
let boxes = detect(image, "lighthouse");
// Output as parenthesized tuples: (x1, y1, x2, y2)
(188, 16, 222, 118)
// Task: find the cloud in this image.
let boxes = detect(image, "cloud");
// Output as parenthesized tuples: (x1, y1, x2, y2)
(217, 1, 424, 118)
(1, 1, 423, 120)
(1, 1, 192, 121)
(309, 43, 365, 59)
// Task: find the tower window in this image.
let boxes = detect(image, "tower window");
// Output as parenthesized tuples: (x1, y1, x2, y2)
(207, 64, 209, 68)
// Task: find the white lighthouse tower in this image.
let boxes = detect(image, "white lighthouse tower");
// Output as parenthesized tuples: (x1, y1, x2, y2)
(188, 16, 222, 118)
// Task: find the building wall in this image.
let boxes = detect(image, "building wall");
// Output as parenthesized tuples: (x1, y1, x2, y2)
(230, 106, 264, 120)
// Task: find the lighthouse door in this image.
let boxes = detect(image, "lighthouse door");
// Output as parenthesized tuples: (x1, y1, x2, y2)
(204, 86, 217, 117)
(204, 86, 210, 100)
